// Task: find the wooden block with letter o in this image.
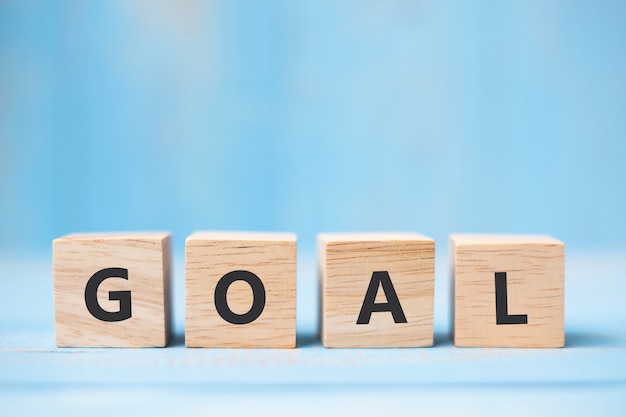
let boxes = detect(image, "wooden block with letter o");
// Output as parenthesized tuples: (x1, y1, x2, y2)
(185, 231, 297, 348)
(53, 232, 172, 347)
(450, 234, 564, 348)
(319, 233, 435, 348)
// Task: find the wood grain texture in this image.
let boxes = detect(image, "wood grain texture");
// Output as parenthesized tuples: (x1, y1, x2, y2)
(450, 234, 564, 348)
(53, 232, 172, 347)
(319, 233, 435, 348)
(185, 231, 296, 348)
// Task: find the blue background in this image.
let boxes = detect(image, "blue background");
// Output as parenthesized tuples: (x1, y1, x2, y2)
(1, 0, 625, 253)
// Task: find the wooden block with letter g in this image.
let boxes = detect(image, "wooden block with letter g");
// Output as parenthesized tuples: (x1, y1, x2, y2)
(53, 232, 172, 347)
(450, 234, 564, 348)
(185, 231, 296, 348)
(319, 233, 435, 348)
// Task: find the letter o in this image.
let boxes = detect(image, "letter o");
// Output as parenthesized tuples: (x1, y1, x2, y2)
(214, 270, 266, 325)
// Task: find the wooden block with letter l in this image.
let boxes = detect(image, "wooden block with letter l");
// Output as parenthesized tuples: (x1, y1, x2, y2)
(53, 232, 172, 347)
(185, 231, 297, 348)
(318, 233, 435, 348)
(450, 234, 564, 348)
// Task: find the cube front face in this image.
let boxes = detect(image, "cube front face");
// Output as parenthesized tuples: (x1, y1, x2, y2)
(53, 232, 172, 347)
(451, 234, 564, 348)
(185, 232, 297, 348)
(320, 233, 435, 348)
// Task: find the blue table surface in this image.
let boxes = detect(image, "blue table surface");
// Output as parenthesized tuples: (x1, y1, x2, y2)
(1, 250, 625, 416)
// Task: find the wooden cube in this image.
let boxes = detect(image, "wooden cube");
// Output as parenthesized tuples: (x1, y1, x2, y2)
(53, 232, 172, 347)
(185, 231, 296, 348)
(450, 234, 564, 348)
(319, 233, 435, 348)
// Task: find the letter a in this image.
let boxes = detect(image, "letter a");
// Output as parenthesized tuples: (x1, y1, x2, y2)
(356, 271, 407, 325)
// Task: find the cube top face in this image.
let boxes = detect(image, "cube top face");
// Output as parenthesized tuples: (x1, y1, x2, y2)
(319, 233, 435, 348)
(185, 231, 297, 348)
(449, 234, 563, 246)
(53, 232, 172, 348)
(187, 231, 297, 242)
(451, 234, 564, 348)
(57, 231, 171, 242)
(318, 232, 433, 243)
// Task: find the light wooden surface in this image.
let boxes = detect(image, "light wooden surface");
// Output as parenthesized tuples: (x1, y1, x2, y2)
(185, 231, 297, 348)
(319, 232, 435, 348)
(53, 232, 172, 347)
(450, 234, 564, 348)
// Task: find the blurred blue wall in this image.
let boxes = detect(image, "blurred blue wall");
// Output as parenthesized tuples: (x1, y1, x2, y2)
(1, 0, 625, 253)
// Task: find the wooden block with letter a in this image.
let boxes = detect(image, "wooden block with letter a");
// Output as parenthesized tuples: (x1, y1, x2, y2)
(185, 231, 297, 348)
(318, 233, 435, 348)
(450, 234, 564, 348)
(53, 232, 172, 347)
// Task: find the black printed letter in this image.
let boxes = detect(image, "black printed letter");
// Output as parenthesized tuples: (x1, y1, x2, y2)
(84, 267, 132, 322)
(214, 270, 266, 325)
(356, 271, 407, 325)
(495, 272, 528, 325)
